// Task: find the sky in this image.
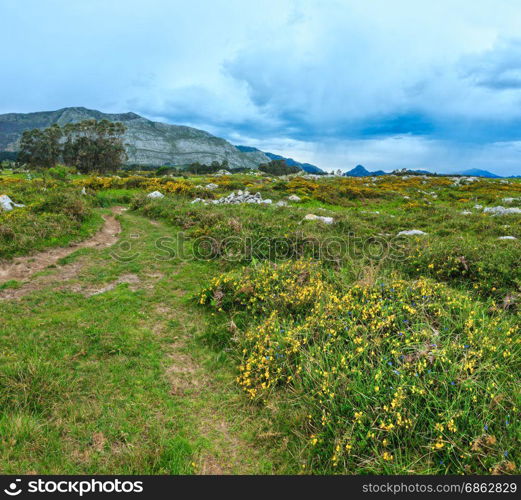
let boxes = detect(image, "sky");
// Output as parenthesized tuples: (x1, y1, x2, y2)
(2, 0, 521, 175)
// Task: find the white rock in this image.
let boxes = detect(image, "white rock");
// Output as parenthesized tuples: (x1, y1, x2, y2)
(397, 230, 428, 236)
(194, 190, 272, 206)
(498, 236, 517, 240)
(81, 186, 87, 195)
(288, 194, 301, 202)
(205, 183, 218, 190)
(502, 197, 520, 203)
(276, 200, 288, 207)
(303, 214, 334, 224)
(147, 191, 164, 199)
(461, 210, 472, 215)
(474, 204, 483, 210)
(0, 194, 24, 211)
(483, 206, 521, 216)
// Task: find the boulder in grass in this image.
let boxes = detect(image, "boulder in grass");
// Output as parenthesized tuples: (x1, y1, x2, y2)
(397, 229, 428, 236)
(288, 194, 301, 202)
(498, 236, 517, 240)
(0, 194, 25, 211)
(205, 183, 218, 190)
(483, 206, 521, 216)
(147, 191, 165, 199)
(193, 189, 272, 205)
(303, 214, 334, 224)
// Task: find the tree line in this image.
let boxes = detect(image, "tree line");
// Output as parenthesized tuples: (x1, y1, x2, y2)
(19, 120, 127, 173)
(258, 159, 301, 176)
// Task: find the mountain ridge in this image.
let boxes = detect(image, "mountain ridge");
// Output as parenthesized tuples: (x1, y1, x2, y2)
(235, 145, 325, 174)
(453, 168, 501, 178)
(0, 107, 269, 169)
(343, 165, 387, 177)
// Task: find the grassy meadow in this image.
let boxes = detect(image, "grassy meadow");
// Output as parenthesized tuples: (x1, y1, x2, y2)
(0, 169, 519, 474)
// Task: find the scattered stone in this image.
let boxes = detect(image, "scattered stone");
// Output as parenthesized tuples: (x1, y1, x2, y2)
(502, 197, 520, 203)
(81, 186, 87, 195)
(191, 190, 272, 205)
(276, 200, 288, 207)
(205, 183, 219, 190)
(147, 191, 164, 199)
(498, 236, 517, 240)
(0, 194, 25, 211)
(483, 206, 521, 216)
(303, 214, 334, 224)
(474, 204, 483, 209)
(452, 176, 478, 187)
(397, 230, 428, 236)
(288, 194, 301, 202)
(461, 210, 472, 215)
(214, 169, 231, 176)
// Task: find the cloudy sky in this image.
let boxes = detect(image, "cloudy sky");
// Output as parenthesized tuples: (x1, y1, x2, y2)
(2, 0, 521, 174)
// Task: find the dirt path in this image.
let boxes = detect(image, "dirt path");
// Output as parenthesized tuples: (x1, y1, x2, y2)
(0, 210, 278, 474)
(155, 295, 262, 475)
(0, 207, 123, 299)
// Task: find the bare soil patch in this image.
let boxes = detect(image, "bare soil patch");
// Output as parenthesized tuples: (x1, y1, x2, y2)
(0, 207, 123, 299)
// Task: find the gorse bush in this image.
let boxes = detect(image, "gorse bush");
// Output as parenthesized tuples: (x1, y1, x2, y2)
(32, 192, 90, 222)
(0, 181, 97, 258)
(401, 238, 521, 298)
(199, 260, 520, 474)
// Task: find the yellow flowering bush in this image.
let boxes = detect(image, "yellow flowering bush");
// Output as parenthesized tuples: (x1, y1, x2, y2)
(75, 175, 197, 196)
(200, 260, 520, 474)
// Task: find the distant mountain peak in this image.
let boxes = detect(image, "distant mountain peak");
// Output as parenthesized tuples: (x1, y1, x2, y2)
(454, 168, 501, 178)
(235, 146, 325, 174)
(344, 165, 386, 177)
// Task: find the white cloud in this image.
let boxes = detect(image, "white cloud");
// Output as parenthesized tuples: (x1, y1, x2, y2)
(2, 0, 521, 174)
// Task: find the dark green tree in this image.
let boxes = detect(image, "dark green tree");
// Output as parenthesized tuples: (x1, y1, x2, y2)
(62, 119, 127, 174)
(258, 159, 301, 176)
(19, 124, 63, 169)
(18, 120, 127, 174)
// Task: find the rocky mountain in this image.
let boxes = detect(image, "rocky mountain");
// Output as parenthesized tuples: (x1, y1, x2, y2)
(0, 107, 270, 168)
(235, 145, 325, 174)
(454, 168, 501, 178)
(343, 165, 386, 177)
